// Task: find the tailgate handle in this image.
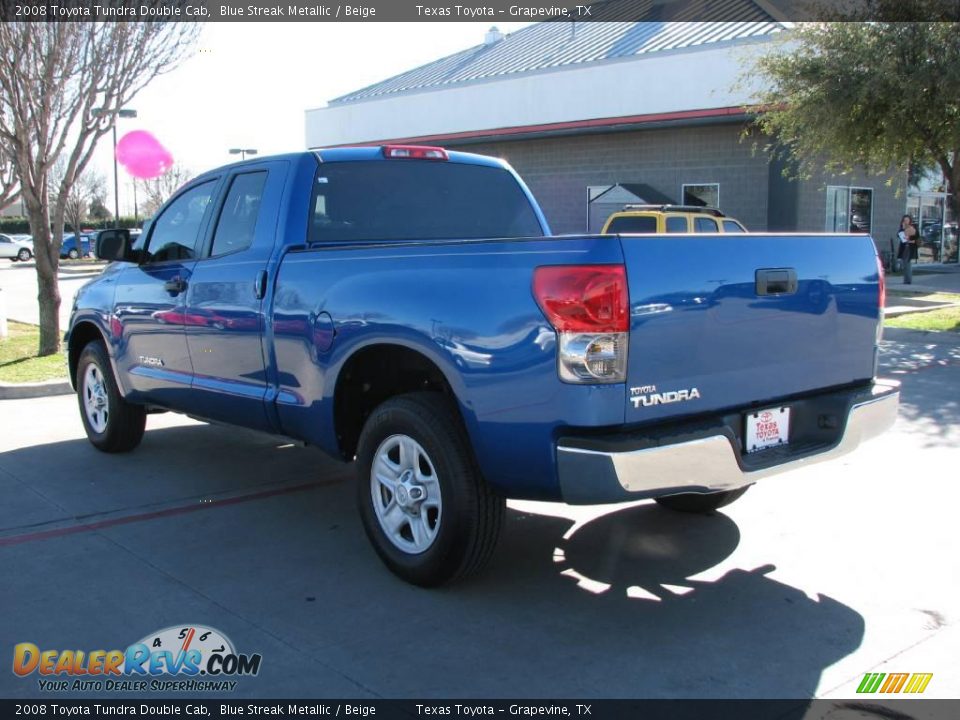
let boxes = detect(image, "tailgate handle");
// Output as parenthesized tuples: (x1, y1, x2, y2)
(756, 268, 798, 296)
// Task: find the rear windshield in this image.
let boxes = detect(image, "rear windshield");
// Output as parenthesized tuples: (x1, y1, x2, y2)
(607, 215, 657, 234)
(308, 160, 544, 243)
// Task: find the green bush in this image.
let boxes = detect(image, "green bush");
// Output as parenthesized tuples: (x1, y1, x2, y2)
(0, 216, 144, 235)
(0, 217, 31, 234)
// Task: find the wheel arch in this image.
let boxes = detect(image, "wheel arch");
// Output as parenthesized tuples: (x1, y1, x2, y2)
(331, 341, 467, 461)
(67, 320, 109, 390)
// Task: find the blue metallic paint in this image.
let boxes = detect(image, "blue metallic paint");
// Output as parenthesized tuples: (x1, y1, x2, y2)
(66, 150, 884, 503)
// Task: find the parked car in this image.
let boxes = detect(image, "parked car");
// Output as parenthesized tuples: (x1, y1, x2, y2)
(61, 233, 92, 260)
(0, 233, 33, 262)
(68, 147, 898, 587)
(602, 204, 747, 234)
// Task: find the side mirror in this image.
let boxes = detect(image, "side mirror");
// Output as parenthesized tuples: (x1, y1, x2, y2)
(96, 229, 133, 262)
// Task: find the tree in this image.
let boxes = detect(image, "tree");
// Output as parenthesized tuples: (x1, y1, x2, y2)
(745, 22, 960, 227)
(136, 163, 193, 218)
(0, 147, 19, 213)
(0, 17, 200, 356)
(49, 159, 107, 233)
(89, 197, 112, 225)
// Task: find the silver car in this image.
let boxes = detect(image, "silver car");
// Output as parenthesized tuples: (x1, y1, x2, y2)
(0, 233, 33, 262)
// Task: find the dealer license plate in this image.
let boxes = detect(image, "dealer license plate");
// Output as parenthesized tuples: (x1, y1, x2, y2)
(745, 406, 791, 453)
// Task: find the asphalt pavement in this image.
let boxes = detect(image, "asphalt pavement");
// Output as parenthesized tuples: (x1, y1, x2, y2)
(0, 330, 957, 700)
(0, 259, 106, 329)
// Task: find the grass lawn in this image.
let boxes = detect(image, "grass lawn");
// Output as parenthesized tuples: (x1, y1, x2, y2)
(886, 305, 960, 332)
(0, 322, 68, 383)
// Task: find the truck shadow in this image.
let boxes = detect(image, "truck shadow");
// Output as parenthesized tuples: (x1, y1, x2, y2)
(0, 424, 865, 699)
(879, 339, 960, 448)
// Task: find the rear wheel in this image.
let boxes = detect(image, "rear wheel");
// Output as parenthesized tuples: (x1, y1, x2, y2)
(77, 340, 146, 452)
(67, 248, 79, 260)
(17, 248, 31, 262)
(655, 487, 749, 514)
(356, 392, 504, 587)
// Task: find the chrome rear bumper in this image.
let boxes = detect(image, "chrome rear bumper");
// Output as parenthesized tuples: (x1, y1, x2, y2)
(557, 380, 899, 505)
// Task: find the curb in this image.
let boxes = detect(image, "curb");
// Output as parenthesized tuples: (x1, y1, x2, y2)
(0, 378, 73, 400)
(884, 302, 960, 318)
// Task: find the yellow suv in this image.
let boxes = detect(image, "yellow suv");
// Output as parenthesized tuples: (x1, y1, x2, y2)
(602, 204, 747, 234)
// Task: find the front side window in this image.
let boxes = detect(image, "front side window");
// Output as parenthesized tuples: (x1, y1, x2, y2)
(607, 215, 657, 234)
(694, 217, 719, 233)
(209, 172, 267, 258)
(722, 220, 746, 233)
(144, 181, 216, 263)
(309, 160, 543, 243)
(665, 216, 688, 233)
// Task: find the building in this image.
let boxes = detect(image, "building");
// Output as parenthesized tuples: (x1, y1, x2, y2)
(305, 20, 954, 265)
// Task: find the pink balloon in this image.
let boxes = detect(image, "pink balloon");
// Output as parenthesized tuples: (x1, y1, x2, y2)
(116, 130, 174, 179)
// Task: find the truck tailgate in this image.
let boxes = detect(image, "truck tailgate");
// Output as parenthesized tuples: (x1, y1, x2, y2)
(620, 234, 881, 425)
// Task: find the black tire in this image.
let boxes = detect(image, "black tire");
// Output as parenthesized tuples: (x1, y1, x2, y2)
(356, 392, 504, 587)
(655, 487, 750, 514)
(17, 248, 31, 262)
(67, 248, 79, 260)
(76, 340, 146, 453)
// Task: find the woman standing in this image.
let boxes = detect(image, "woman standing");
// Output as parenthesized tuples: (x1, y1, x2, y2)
(897, 215, 919, 284)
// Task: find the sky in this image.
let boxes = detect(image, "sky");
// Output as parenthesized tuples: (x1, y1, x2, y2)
(92, 21, 531, 217)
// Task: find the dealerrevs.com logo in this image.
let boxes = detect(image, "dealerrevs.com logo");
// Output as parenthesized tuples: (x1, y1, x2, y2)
(13, 625, 262, 692)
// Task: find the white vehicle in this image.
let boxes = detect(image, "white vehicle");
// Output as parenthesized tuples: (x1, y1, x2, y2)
(0, 233, 33, 262)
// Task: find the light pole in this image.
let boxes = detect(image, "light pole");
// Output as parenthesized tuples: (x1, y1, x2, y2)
(92, 107, 137, 228)
(229, 148, 258, 161)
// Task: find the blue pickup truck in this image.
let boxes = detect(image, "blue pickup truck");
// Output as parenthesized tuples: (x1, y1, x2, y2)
(67, 146, 899, 586)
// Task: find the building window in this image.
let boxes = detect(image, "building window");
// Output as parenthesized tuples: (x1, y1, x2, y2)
(682, 183, 719, 208)
(826, 186, 873, 234)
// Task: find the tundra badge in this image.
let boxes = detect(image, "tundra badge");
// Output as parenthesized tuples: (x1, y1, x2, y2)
(630, 384, 701, 409)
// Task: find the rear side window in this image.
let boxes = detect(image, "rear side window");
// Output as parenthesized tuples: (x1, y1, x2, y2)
(309, 160, 543, 243)
(664, 216, 688, 233)
(607, 215, 657, 234)
(145, 181, 216, 263)
(694, 217, 719, 233)
(210, 172, 267, 257)
(723, 220, 746, 233)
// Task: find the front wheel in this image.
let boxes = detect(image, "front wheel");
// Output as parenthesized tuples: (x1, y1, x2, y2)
(67, 248, 79, 260)
(356, 393, 504, 587)
(655, 487, 749, 514)
(77, 340, 146, 452)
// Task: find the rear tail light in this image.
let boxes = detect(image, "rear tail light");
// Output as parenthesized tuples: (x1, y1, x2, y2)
(382, 145, 448, 160)
(876, 253, 885, 344)
(877, 253, 886, 311)
(533, 265, 629, 384)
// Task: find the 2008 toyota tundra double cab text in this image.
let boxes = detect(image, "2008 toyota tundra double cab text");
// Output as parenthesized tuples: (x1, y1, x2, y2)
(67, 146, 899, 586)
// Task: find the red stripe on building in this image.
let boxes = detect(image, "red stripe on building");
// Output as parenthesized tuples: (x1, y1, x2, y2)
(324, 106, 749, 148)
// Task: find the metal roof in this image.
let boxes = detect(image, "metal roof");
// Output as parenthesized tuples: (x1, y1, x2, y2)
(331, 17, 787, 105)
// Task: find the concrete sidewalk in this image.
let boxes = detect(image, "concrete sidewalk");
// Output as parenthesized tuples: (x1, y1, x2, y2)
(888, 264, 960, 295)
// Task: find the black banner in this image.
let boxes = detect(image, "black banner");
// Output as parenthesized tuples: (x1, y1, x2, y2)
(1, 700, 958, 720)
(2, 0, 960, 23)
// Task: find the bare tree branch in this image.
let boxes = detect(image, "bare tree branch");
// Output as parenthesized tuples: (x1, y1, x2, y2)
(136, 163, 193, 218)
(0, 17, 201, 355)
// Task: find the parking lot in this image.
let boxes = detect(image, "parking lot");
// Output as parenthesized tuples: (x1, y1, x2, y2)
(0, 326, 956, 700)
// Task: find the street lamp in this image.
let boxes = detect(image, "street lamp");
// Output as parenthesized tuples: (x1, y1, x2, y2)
(229, 148, 258, 161)
(92, 107, 137, 229)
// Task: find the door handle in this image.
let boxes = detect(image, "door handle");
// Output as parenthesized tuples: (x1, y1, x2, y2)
(755, 268, 798, 296)
(164, 276, 187, 295)
(254, 270, 268, 300)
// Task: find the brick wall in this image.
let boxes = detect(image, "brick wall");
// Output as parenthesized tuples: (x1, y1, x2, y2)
(455, 124, 770, 234)
(451, 124, 906, 247)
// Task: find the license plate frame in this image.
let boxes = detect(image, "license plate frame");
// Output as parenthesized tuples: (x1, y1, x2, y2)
(745, 406, 791, 453)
